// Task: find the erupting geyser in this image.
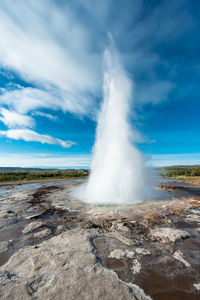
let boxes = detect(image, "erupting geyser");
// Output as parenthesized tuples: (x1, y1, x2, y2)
(76, 40, 146, 204)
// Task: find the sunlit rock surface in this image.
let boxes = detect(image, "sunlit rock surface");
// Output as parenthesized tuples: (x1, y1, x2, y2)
(0, 229, 150, 300)
(0, 178, 200, 299)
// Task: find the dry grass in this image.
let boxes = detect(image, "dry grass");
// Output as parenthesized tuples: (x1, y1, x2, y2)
(140, 211, 168, 228)
(189, 197, 200, 208)
(166, 206, 186, 215)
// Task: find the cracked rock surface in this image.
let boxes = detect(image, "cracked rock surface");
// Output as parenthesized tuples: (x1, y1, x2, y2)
(0, 178, 200, 299)
(0, 229, 150, 300)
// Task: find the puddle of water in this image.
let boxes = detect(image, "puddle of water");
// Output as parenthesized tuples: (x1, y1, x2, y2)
(93, 225, 200, 300)
(135, 270, 200, 300)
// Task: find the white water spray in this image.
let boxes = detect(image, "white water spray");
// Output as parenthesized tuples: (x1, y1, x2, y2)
(76, 40, 146, 204)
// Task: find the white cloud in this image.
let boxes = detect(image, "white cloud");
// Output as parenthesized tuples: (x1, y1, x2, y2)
(32, 111, 57, 121)
(148, 153, 200, 167)
(0, 1, 102, 148)
(0, 153, 91, 168)
(0, 129, 76, 148)
(0, 84, 92, 117)
(0, 108, 34, 128)
(0, 0, 101, 115)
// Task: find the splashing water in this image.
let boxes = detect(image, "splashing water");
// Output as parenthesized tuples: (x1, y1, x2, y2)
(75, 41, 147, 204)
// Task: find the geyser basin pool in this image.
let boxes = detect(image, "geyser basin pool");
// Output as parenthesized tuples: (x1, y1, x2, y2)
(75, 39, 148, 204)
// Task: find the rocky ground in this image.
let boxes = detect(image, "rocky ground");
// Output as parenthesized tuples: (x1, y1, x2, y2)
(0, 178, 200, 299)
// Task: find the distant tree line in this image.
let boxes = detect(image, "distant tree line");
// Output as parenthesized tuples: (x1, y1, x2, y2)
(0, 169, 89, 182)
(166, 166, 200, 177)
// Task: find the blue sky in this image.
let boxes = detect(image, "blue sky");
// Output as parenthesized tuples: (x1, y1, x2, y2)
(0, 0, 199, 168)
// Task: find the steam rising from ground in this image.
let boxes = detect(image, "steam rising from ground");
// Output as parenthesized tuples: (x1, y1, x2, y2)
(75, 41, 147, 204)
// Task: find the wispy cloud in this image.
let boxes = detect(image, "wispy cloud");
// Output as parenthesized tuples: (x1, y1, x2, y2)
(0, 108, 35, 128)
(0, 153, 91, 168)
(0, 0, 192, 112)
(149, 153, 200, 167)
(32, 111, 57, 121)
(0, 0, 100, 147)
(0, 129, 76, 148)
(0, 86, 91, 115)
(0, 0, 100, 113)
(0, 0, 195, 150)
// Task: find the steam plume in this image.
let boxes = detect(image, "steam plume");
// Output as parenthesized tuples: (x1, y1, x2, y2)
(77, 39, 146, 204)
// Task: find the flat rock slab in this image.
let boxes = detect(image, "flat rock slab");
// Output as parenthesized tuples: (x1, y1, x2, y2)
(24, 211, 44, 220)
(150, 227, 190, 242)
(0, 229, 151, 300)
(33, 228, 51, 238)
(22, 222, 43, 234)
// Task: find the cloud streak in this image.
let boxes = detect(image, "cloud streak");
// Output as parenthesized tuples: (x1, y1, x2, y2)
(0, 129, 76, 148)
(32, 111, 57, 121)
(0, 153, 91, 168)
(148, 153, 200, 167)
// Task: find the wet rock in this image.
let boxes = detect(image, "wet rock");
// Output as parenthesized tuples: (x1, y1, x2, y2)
(7, 210, 15, 214)
(33, 228, 51, 238)
(0, 241, 8, 253)
(173, 250, 190, 267)
(150, 227, 190, 242)
(0, 229, 151, 300)
(22, 221, 43, 234)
